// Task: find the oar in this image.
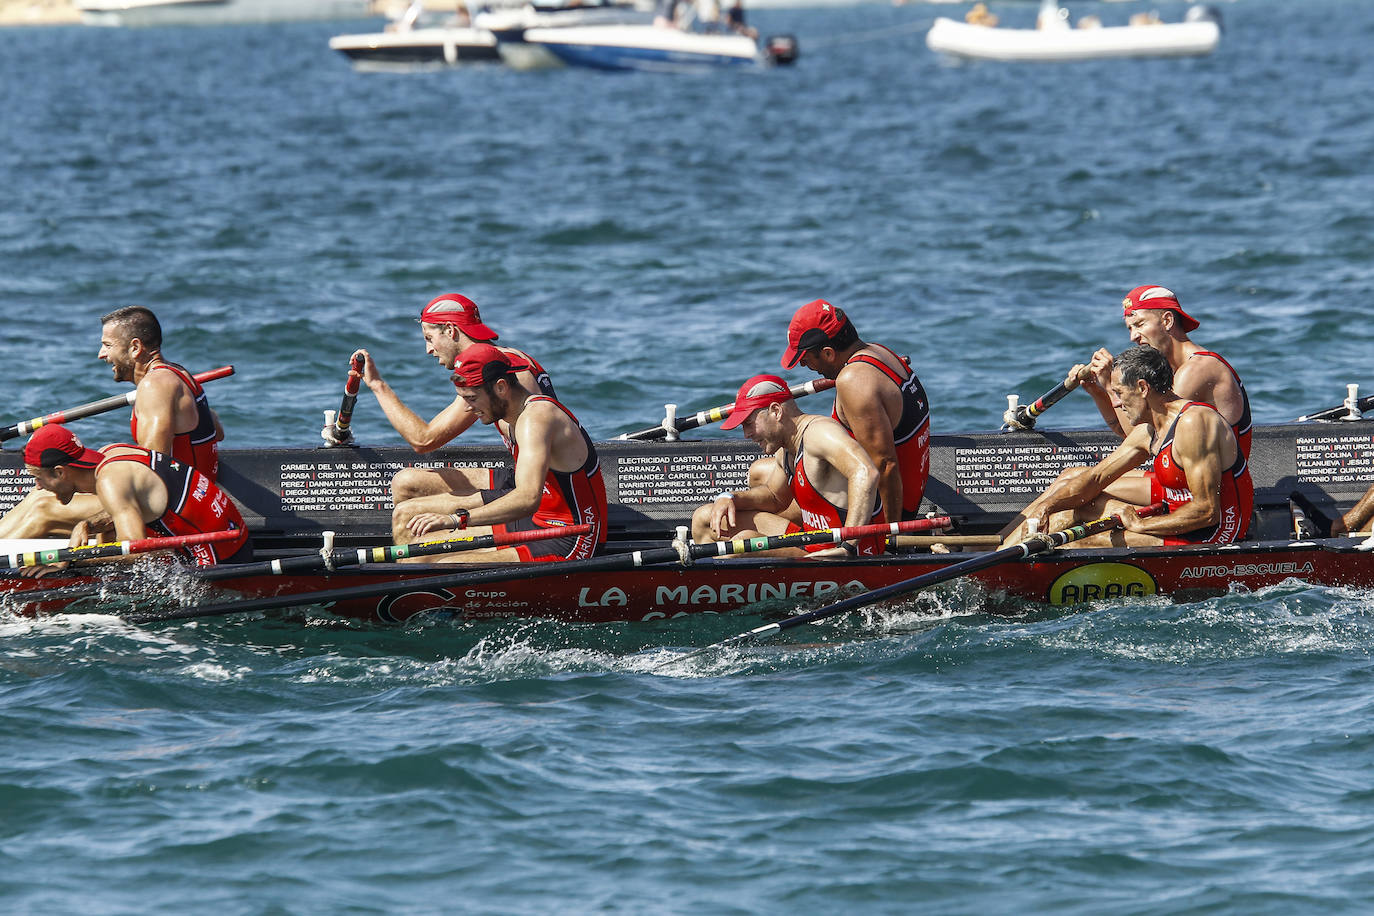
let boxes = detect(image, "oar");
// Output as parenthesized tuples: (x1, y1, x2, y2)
(325, 354, 366, 445)
(0, 366, 236, 442)
(119, 516, 951, 625)
(1001, 374, 1082, 432)
(1295, 385, 1374, 422)
(657, 502, 1168, 670)
(5, 522, 592, 600)
(617, 379, 836, 441)
(1, 529, 242, 569)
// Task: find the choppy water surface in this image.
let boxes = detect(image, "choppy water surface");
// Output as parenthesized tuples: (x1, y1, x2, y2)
(5, 1, 1374, 911)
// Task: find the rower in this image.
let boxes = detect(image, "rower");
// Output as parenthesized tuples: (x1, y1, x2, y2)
(690, 374, 884, 559)
(344, 293, 556, 509)
(20, 424, 250, 576)
(0, 306, 224, 540)
(780, 299, 931, 521)
(396, 345, 606, 563)
(1072, 285, 1252, 459)
(1000, 345, 1252, 548)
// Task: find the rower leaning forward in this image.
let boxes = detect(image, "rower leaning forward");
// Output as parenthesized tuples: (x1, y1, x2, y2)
(0, 306, 224, 540)
(691, 374, 884, 558)
(398, 345, 607, 563)
(1001, 345, 1253, 548)
(21, 424, 250, 575)
(344, 293, 557, 514)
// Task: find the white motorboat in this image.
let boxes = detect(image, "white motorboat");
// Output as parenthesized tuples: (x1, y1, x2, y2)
(328, 0, 650, 71)
(521, 23, 797, 72)
(479, 0, 654, 70)
(78, 0, 374, 27)
(926, 4, 1221, 62)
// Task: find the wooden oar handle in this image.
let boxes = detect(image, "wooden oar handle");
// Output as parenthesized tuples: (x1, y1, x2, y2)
(192, 366, 235, 384)
(333, 354, 366, 436)
(5, 528, 239, 568)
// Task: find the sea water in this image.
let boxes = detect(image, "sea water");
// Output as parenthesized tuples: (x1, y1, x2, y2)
(4, 1, 1374, 911)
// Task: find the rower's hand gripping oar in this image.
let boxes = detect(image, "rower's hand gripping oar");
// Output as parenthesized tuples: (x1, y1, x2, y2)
(0, 366, 235, 444)
(618, 379, 837, 441)
(657, 502, 1168, 671)
(322, 354, 366, 447)
(115, 517, 951, 625)
(2, 529, 242, 569)
(1295, 383, 1374, 423)
(1001, 370, 1087, 432)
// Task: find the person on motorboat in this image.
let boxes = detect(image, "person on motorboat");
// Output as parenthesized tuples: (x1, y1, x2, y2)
(1067, 285, 1252, 459)
(1000, 345, 1252, 548)
(398, 345, 607, 563)
(724, 0, 756, 38)
(780, 299, 931, 522)
(346, 293, 556, 513)
(0, 306, 224, 540)
(21, 424, 251, 575)
(964, 3, 997, 27)
(691, 374, 885, 558)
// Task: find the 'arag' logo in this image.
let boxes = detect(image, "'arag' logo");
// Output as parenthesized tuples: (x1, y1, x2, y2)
(1048, 562, 1157, 605)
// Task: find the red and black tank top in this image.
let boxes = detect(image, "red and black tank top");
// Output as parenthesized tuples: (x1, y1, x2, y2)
(1189, 350, 1252, 460)
(784, 437, 885, 556)
(500, 396, 607, 548)
(832, 344, 931, 520)
(96, 446, 248, 566)
(1150, 401, 1253, 545)
(129, 363, 220, 482)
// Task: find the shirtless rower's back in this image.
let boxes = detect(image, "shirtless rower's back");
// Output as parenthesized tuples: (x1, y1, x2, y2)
(0, 306, 224, 539)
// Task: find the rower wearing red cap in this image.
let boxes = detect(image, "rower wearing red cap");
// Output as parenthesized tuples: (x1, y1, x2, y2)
(396, 345, 606, 563)
(690, 374, 885, 558)
(0, 306, 225, 541)
(1072, 285, 1252, 459)
(20, 424, 249, 575)
(345, 293, 557, 511)
(779, 299, 930, 521)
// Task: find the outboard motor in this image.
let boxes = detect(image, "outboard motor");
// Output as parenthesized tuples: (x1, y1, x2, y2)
(1184, 4, 1223, 30)
(763, 34, 798, 67)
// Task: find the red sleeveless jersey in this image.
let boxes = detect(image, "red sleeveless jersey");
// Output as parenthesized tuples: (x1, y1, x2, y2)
(1189, 350, 1252, 460)
(499, 396, 607, 560)
(96, 446, 248, 566)
(833, 344, 931, 520)
(129, 363, 220, 482)
(1149, 401, 1253, 545)
(784, 440, 885, 556)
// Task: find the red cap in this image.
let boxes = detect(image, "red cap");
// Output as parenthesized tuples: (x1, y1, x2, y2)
(1122, 285, 1199, 333)
(451, 344, 529, 388)
(720, 374, 793, 430)
(419, 294, 499, 341)
(781, 299, 851, 369)
(24, 425, 102, 470)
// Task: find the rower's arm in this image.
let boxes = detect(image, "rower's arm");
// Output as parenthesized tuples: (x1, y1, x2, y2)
(809, 420, 879, 529)
(1128, 410, 1227, 537)
(94, 465, 154, 543)
(131, 369, 182, 456)
(1035, 424, 1152, 518)
(1337, 485, 1374, 536)
(466, 408, 551, 527)
(836, 370, 901, 520)
(723, 451, 791, 515)
(356, 350, 475, 452)
(1078, 349, 1127, 438)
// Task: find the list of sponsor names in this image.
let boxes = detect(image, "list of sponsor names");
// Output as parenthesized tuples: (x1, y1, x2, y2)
(0, 467, 29, 513)
(1295, 434, 1374, 484)
(954, 443, 1112, 496)
(615, 454, 753, 505)
(278, 459, 505, 512)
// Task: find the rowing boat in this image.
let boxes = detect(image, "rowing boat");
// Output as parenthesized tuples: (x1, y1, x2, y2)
(3, 410, 1371, 623)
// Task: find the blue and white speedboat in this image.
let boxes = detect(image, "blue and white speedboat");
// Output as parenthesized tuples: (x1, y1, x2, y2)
(521, 23, 796, 72)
